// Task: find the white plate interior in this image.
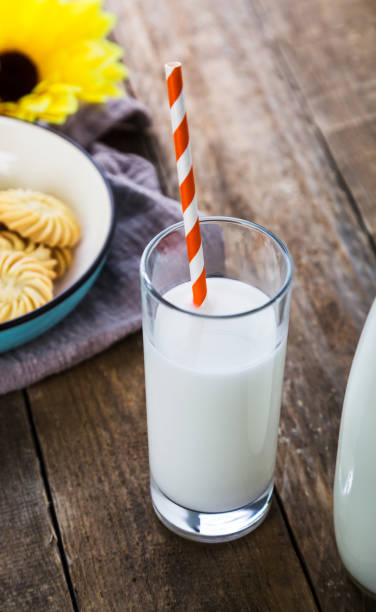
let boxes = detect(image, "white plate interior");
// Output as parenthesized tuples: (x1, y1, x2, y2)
(0, 117, 112, 295)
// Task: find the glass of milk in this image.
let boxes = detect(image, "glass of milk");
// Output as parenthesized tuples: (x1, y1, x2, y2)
(140, 217, 293, 542)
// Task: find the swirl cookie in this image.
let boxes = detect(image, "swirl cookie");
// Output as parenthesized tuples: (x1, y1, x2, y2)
(24, 242, 57, 279)
(0, 189, 80, 247)
(0, 229, 57, 279)
(51, 246, 72, 278)
(0, 229, 25, 252)
(0, 251, 53, 322)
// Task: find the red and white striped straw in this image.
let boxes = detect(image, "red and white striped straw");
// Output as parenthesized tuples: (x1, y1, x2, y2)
(165, 61, 207, 307)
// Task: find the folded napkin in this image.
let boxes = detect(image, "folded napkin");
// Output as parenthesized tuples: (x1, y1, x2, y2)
(0, 98, 182, 395)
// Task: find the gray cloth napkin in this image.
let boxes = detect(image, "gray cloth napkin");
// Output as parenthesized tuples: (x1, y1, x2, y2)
(0, 98, 182, 395)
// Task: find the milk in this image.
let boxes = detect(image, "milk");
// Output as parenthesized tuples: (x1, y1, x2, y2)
(334, 300, 376, 594)
(143, 277, 287, 513)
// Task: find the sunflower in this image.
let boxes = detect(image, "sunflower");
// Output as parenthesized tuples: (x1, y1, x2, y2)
(0, 0, 127, 124)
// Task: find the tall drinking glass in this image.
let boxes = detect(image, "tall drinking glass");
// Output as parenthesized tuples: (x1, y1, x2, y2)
(140, 217, 293, 542)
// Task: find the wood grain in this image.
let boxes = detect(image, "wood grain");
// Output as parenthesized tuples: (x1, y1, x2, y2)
(28, 334, 317, 611)
(0, 393, 71, 611)
(105, 0, 376, 608)
(257, 0, 376, 241)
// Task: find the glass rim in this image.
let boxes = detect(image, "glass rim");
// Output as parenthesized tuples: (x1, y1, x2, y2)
(140, 216, 294, 319)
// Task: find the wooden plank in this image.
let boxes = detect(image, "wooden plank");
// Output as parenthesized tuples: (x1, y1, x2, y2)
(0, 393, 72, 611)
(104, 0, 376, 609)
(28, 334, 317, 611)
(257, 0, 376, 240)
(324, 119, 376, 244)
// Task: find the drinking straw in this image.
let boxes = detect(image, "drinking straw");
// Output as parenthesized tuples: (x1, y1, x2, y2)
(165, 61, 207, 306)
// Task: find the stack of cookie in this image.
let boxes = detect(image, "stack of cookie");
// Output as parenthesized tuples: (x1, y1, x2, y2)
(0, 189, 80, 323)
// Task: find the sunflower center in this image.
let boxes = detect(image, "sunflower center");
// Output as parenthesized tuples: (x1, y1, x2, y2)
(0, 52, 39, 102)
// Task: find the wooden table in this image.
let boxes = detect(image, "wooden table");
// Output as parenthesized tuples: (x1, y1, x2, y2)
(1, 0, 376, 609)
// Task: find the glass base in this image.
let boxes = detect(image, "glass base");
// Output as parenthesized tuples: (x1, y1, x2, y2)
(150, 477, 274, 543)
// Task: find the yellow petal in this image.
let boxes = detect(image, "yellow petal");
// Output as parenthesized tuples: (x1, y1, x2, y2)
(19, 93, 51, 113)
(0, 0, 127, 123)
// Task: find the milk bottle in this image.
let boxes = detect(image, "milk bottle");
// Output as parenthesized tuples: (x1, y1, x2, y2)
(334, 300, 376, 594)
